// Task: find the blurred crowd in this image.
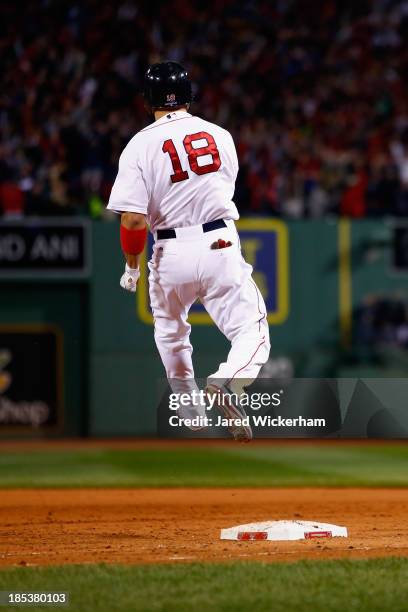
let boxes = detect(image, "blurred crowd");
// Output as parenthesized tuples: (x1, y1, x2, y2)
(355, 295, 408, 348)
(2, 0, 408, 218)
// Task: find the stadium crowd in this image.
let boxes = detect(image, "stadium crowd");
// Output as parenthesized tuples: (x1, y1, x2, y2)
(1, 0, 408, 218)
(355, 295, 408, 349)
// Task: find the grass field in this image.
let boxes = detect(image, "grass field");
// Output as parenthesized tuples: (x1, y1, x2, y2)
(0, 558, 407, 612)
(0, 442, 407, 611)
(0, 442, 407, 488)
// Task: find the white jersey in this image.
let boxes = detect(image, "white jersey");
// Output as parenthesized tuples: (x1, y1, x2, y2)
(107, 110, 239, 231)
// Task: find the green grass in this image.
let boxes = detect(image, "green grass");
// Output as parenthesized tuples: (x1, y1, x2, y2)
(0, 443, 408, 488)
(0, 558, 407, 612)
(1, 447, 406, 611)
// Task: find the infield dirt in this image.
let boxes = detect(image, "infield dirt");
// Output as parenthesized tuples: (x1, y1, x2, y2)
(0, 488, 407, 566)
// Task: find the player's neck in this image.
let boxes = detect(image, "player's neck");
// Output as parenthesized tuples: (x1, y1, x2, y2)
(153, 107, 189, 121)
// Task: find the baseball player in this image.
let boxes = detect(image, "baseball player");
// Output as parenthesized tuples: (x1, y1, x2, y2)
(107, 61, 270, 441)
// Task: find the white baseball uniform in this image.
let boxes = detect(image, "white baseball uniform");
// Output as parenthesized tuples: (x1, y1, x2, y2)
(108, 109, 270, 392)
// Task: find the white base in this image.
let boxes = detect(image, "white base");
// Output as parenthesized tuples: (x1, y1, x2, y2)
(220, 520, 348, 541)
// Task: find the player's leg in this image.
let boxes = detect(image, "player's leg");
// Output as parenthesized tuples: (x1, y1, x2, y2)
(148, 244, 206, 428)
(199, 236, 270, 391)
(148, 247, 196, 379)
(198, 235, 269, 441)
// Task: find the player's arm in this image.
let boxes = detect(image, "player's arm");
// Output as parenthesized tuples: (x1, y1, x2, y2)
(119, 212, 147, 293)
(106, 139, 149, 293)
(121, 212, 147, 268)
(227, 131, 239, 181)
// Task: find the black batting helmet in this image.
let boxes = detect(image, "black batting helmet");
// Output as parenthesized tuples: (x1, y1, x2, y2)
(143, 61, 192, 109)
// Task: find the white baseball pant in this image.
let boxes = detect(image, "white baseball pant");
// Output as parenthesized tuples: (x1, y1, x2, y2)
(148, 220, 270, 392)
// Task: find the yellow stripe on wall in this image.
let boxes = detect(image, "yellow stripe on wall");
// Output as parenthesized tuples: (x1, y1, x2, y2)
(338, 219, 352, 347)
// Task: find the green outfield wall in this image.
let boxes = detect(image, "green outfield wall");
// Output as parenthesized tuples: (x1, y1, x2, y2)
(0, 218, 407, 436)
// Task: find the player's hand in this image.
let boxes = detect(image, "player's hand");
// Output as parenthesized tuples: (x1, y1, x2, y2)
(120, 264, 140, 292)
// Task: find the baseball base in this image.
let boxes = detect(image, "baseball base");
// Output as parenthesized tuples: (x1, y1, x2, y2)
(220, 520, 348, 541)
